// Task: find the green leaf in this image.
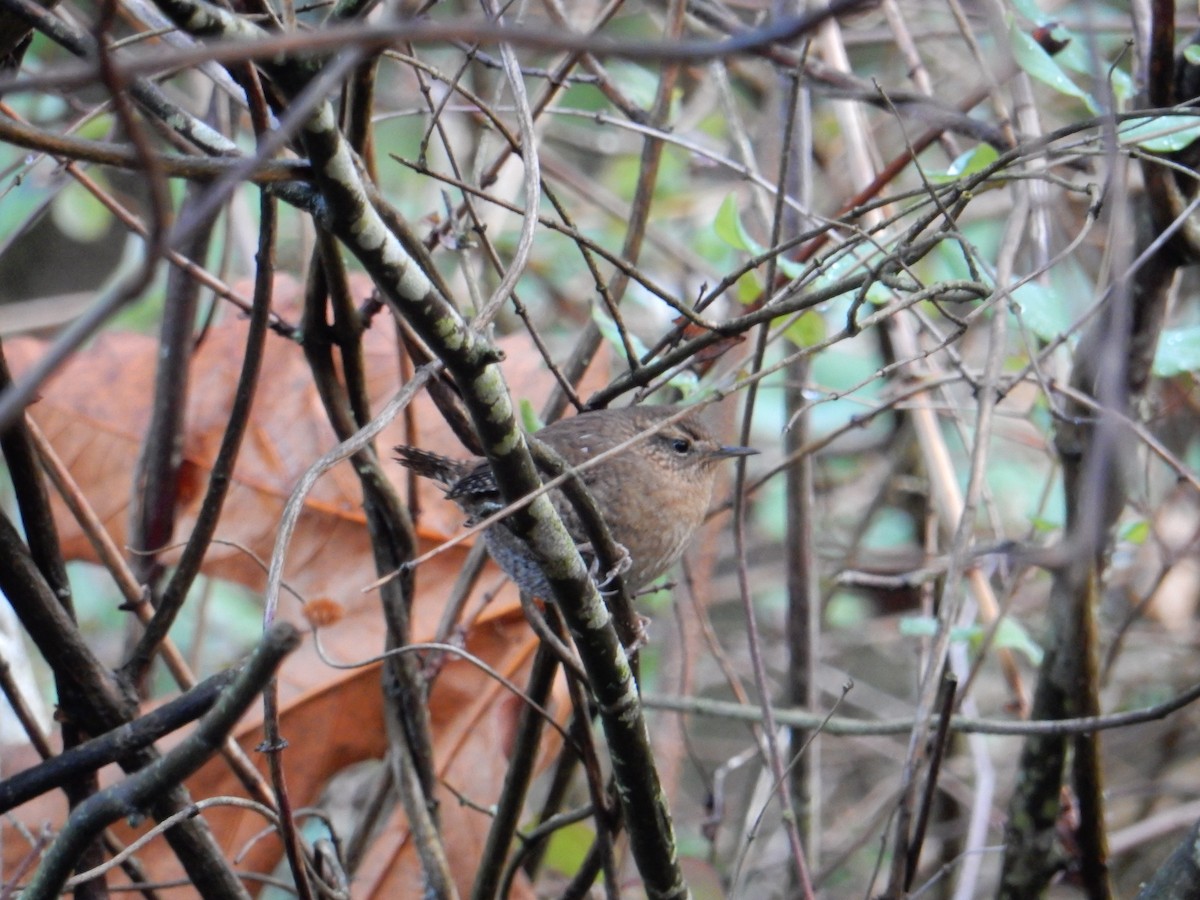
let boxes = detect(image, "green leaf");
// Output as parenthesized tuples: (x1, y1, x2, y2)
(542, 820, 596, 878)
(1186, 45, 1200, 66)
(898, 616, 977, 644)
(518, 399, 543, 435)
(1008, 0, 1046, 23)
(603, 61, 663, 110)
(776, 253, 806, 280)
(991, 618, 1043, 666)
(1028, 516, 1060, 534)
(50, 180, 113, 243)
(714, 193, 761, 253)
(666, 368, 699, 398)
(1153, 325, 1200, 376)
(898, 615, 938, 638)
(808, 245, 892, 308)
(1108, 67, 1135, 106)
(715, 194, 806, 285)
(1120, 115, 1200, 153)
(591, 304, 650, 361)
(1120, 519, 1150, 545)
(590, 305, 697, 397)
(928, 144, 1000, 184)
(825, 591, 875, 629)
(734, 270, 761, 305)
(73, 112, 116, 142)
(1010, 25, 1098, 113)
(1010, 280, 1070, 342)
(1049, 31, 1135, 104)
(782, 310, 825, 347)
(861, 507, 915, 549)
(901, 616, 1042, 666)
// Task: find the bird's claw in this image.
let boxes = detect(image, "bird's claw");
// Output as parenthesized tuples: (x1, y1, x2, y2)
(623, 614, 651, 652)
(589, 544, 632, 592)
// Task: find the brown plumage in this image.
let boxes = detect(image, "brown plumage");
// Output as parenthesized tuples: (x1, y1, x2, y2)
(395, 405, 756, 598)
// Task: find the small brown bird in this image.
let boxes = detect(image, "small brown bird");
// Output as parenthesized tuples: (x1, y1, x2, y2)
(395, 405, 757, 599)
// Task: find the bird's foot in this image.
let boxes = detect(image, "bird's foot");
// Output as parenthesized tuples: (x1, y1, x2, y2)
(591, 544, 632, 591)
(620, 613, 651, 653)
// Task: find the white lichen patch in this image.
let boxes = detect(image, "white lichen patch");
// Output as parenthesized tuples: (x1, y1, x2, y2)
(579, 594, 613, 630)
(186, 9, 212, 31)
(615, 691, 643, 726)
(470, 372, 507, 411)
(395, 265, 432, 303)
(304, 106, 337, 135)
(434, 315, 466, 349)
(350, 211, 386, 251)
(528, 498, 562, 540)
(320, 147, 356, 182)
(492, 428, 521, 456)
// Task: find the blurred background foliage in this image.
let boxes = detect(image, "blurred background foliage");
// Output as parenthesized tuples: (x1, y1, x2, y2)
(4, 0, 1200, 897)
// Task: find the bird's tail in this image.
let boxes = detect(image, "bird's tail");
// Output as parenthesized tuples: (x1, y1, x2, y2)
(393, 445, 470, 487)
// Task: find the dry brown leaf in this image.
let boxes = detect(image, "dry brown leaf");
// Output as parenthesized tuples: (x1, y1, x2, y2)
(3, 606, 546, 897)
(3, 275, 606, 688)
(102, 606, 549, 898)
(2, 274, 606, 894)
(7, 280, 549, 595)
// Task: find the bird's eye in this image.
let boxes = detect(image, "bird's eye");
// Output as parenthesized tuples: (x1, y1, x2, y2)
(671, 437, 691, 454)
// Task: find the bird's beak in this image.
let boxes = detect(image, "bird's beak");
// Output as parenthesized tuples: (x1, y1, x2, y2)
(713, 444, 758, 459)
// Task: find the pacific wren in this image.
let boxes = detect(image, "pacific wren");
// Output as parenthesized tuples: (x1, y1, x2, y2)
(394, 404, 756, 598)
